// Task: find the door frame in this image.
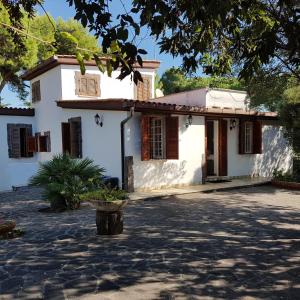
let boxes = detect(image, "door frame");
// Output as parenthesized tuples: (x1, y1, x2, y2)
(204, 117, 228, 179)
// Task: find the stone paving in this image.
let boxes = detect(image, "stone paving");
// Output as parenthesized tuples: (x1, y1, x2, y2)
(0, 186, 300, 300)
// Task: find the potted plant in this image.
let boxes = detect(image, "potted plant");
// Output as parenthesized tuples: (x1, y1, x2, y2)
(80, 188, 129, 235)
(30, 154, 105, 211)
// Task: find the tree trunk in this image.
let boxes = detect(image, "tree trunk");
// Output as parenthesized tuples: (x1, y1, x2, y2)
(96, 210, 124, 235)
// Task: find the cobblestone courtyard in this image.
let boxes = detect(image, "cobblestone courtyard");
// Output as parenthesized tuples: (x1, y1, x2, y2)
(0, 186, 300, 300)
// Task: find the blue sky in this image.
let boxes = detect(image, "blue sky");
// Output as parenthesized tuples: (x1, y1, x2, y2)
(3, 0, 185, 107)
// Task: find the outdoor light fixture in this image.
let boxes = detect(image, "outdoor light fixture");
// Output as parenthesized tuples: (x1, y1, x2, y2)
(186, 115, 193, 128)
(230, 119, 237, 130)
(94, 113, 104, 127)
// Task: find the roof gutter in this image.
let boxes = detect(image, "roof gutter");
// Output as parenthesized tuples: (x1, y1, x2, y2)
(121, 105, 135, 191)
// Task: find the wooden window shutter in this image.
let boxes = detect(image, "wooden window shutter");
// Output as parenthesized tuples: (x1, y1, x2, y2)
(32, 80, 41, 102)
(166, 116, 179, 160)
(239, 119, 246, 154)
(25, 125, 33, 157)
(35, 132, 41, 152)
(62, 122, 71, 155)
(135, 75, 151, 100)
(253, 120, 262, 154)
(75, 72, 100, 97)
(44, 131, 51, 152)
(27, 136, 37, 153)
(141, 115, 151, 161)
(218, 119, 228, 176)
(39, 136, 48, 152)
(69, 117, 82, 158)
(7, 124, 21, 158)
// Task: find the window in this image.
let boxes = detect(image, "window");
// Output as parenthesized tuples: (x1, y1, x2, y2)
(7, 124, 34, 158)
(32, 80, 41, 102)
(150, 117, 165, 159)
(244, 122, 253, 153)
(239, 120, 262, 154)
(135, 75, 152, 100)
(141, 115, 179, 161)
(61, 117, 82, 158)
(75, 72, 100, 97)
(38, 132, 51, 152)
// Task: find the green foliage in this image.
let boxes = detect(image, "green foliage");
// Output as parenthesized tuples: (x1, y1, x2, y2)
(3, 1, 299, 84)
(0, 3, 38, 102)
(160, 67, 245, 95)
(30, 154, 105, 210)
(56, 17, 99, 55)
(283, 86, 300, 105)
(247, 70, 298, 111)
(273, 169, 297, 183)
(80, 188, 128, 202)
(54, 31, 79, 55)
(0, 5, 100, 104)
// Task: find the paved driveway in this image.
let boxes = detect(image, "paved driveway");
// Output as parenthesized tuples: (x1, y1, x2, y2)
(0, 186, 300, 300)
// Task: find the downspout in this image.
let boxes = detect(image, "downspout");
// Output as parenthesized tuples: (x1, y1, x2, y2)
(121, 105, 135, 190)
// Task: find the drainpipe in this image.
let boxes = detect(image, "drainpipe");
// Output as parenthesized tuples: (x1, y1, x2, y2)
(121, 105, 135, 190)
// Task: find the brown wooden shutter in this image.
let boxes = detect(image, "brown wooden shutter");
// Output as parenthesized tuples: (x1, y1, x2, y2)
(7, 124, 21, 158)
(239, 119, 246, 154)
(25, 126, 33, 157)
(27, 137, 37, 153)
(44, 131, 51, 152)
(75, 72, 100, 97)
(253, 120, 262, 154)
(69, 117, 82, 158)
(141, 115, 151, 161)
(32, 81, 41, 102)
(166, 116, 179, 160)
(62, 122, 71, 155)
(135, 75, 151, 100)
(39, 136, 48, 152)
(218, 119, 228, 176)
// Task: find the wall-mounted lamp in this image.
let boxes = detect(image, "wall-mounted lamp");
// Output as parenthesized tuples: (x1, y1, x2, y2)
(94, 113, 104, 127)
(230, 119, 237, 130)
(185, 115, 193, 128)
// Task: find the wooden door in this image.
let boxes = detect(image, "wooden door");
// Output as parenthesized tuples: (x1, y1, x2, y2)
(206, 120, 215, 176)
(218, 119, 228, 176)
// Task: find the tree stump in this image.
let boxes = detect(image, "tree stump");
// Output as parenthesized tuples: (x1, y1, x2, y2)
(96, 210, 124, 235)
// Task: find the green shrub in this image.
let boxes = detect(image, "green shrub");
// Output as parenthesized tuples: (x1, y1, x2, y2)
(30, 154, 105, 210)
(273, 169, 296, 182)
(80, 188, 128, 202)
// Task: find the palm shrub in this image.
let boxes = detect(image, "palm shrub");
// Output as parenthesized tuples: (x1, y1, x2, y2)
(30, 154, 105, 210)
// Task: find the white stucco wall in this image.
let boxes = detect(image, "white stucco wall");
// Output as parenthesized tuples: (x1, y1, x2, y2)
(24, 65, 292, 191)
(125, 113, 205, 190)
(60, 65, 155, 100)
(0, 115, 38, 191)
(153, 88, 248, 110)
(30, 66, 126, 176)
(206, 89, 247, 109)
(153, 88, 208, 107)
(59, 109, 127, 181)
(227, 119, 292, 177)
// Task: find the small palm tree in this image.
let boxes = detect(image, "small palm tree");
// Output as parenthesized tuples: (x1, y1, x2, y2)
(30, 154, 105, 210)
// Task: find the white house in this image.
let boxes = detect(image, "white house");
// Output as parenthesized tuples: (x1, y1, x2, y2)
(0, 55, 293, 192)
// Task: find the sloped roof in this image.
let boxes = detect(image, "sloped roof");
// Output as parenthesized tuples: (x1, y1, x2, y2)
(0, 107, 35, 116)
(56, 99, 277, 120)
(22, 55, 161, 81)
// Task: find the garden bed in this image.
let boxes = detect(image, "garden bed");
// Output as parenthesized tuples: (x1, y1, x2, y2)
(271, 180, 300, 190)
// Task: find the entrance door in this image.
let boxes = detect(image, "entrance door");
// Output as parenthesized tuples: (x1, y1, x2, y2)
(206, 120, 217, 176)
(205, 119, 228, 178)
(218, 119, 228, 176)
